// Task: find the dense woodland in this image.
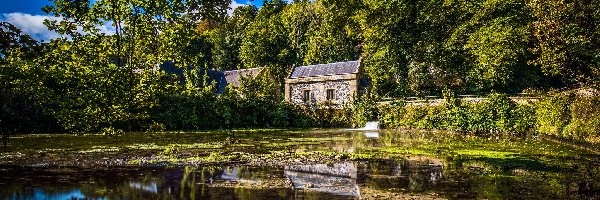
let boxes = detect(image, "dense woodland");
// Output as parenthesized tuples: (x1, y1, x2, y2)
(1, 0, 600, 136)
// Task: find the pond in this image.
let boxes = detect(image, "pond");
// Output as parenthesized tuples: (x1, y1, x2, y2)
(1, 129, 599, 199)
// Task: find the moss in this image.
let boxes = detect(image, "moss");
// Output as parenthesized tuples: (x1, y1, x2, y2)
(453, 150, 517, 159)
(127, 159, 142, 165)
(2, 129, 597, 174)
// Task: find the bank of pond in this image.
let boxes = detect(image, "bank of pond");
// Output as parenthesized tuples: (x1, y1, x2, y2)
(378, 91, 600, 146)
(1, 129, 599, 199)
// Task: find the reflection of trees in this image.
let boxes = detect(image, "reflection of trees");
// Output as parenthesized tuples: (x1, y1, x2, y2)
(363, 159, 443, 193)
(361, 156, 600, 199)
(180, 166, 197, 200)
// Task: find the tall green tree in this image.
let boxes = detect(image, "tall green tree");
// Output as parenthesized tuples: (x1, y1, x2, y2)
(460, 0, 535, 92)
(41, 0, 230, 132)
(527, 0, 600, 85)
(210, 5, 258, 70)
(358, 0, 417, 97)
(281, 0, 319, 65)
(0, 22, 51, 145)
(240, 0, 292, 91)
(302, 0, 361, 64)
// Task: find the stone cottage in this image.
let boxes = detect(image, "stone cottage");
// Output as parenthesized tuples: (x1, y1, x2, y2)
(285, 60, 366, 106)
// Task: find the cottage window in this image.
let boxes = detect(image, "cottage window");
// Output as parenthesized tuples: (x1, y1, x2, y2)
(326, 89, 335, 100)
(303, 90, 311, 102)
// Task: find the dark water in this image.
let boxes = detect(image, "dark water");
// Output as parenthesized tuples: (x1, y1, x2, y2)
(1, 130, 600, 199)
(0, 160, 450, 200)
(2, 159, 598, 199)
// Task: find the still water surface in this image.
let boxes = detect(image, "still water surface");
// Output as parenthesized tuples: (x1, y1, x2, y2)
(1, 129, 599, 199)
(1, 160, 458, 199)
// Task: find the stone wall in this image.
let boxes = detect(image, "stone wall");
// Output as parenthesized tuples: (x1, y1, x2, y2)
(289, 80, 354, 105)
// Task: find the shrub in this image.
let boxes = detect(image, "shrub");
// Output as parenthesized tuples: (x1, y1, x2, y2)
(403, 105, 430, 129)
(535, 93, 573, 136)
(378, 89, 600, 143)
(100, 126, 124, 136)
(486, 93, 516, 132)
(511, 104, 536, 134)
(563, 96, 600, 139)
(151, 91, 344, 130)
(271, 105, 290, 127)
(466, 102, 494, 132)
(146, 121, 166, 132)
(378, 92, 536, 135)
(378, 101, 405, 129)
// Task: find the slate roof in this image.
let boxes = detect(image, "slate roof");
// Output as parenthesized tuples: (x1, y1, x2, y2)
(159, 61, 228, 93)
(223, 68, 263, 88)
(158, 62, 266, 93)
(290, 60, 360, 78)
(159, 61, 193, 84)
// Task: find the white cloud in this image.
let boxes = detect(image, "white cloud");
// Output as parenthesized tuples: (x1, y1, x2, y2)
(97, 21, 116, 35)
(1, 12, 116, 42)
(1, 12, 62, 42)
(228, 1, 250, 16)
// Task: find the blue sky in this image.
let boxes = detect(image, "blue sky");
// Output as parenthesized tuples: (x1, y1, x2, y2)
(0, 0, 53, 15)
(0, 0, 266, 41)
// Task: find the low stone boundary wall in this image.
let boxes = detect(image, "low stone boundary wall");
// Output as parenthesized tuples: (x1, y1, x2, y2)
(378, 96, 540, 106)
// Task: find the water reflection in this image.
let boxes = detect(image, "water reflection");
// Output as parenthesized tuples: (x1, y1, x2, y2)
(362, 159, 444, 193)
(129, 181, 158, 193)
(1, 154, 599, 200)
(285, 162, 359, 197)
(1, 130, 600, 199)
(363, 132, 379, 138)
(0, 158, 456, 200)
(6, 189, 97, 200)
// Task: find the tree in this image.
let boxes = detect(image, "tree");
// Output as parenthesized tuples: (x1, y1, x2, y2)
(0, 22, 49, 146)
(210, 5, 258, 70)
(41, 0, 230, 132)
(240, 0, 292, 91)
(358, 0, 417, 97)
(281, 0, 319, 65)
(527, 0, 600, 85)
(461, 0, 535, 92)
(301, 0, 361, 65)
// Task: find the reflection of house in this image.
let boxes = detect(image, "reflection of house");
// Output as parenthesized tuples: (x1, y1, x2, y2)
(285, 60, 368, 106)
(284, 162, 360, 197)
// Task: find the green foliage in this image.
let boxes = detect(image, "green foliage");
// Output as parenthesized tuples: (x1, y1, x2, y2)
(151, 90, 323, 130)
(380, 89, 600, 142)
(2, 0, 600, 135)
(378, 101, 405, 129)
(380, 92, 536, 134)
(209, 5, 257, 70)
(147, 121, 166, 133)
(565, 97, 600, 139)
(240, 0, 293, 80)
(161, 144, 178, 159)
(0, 22, 57, 135)
(348, 95, 379, 128)
(527, 0, 600, 84)
(535, 93, 573, 135)
(536, 91, 600, 141)
(100, 126, 124, 136)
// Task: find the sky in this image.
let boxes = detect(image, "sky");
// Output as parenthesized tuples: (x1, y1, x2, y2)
(0, 0, 267, 42)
